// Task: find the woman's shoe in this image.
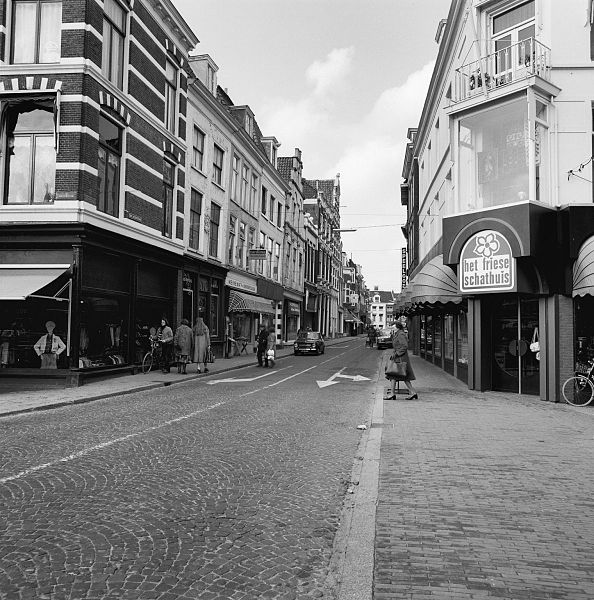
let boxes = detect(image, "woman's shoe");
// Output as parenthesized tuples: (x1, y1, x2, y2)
(204, 367, 209, 373)
(406, 393, 418, 400)
(197, 368, 201, 373)
(386, 394, 396, 400)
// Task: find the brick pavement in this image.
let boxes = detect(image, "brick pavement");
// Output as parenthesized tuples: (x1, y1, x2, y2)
(374, 355, 594, 600)
(0, 336, 355, 418)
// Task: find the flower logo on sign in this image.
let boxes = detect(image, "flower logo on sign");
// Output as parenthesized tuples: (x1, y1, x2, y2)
(474, 232, 500, 258)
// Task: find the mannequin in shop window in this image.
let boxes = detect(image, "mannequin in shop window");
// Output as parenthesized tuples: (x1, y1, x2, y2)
(33, 321, 66, 369)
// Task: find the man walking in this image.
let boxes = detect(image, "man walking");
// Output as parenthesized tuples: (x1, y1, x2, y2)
(256, 324, 269, 367)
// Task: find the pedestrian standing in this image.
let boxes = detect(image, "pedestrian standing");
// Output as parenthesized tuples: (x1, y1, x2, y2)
(174, 318, 194, 374)
(157, 318, 174, 373)
(385, 320, 418, 400)
(256, 324, 268, 367)
(193, 316, 210, 373)
(266, 327, 276, 367)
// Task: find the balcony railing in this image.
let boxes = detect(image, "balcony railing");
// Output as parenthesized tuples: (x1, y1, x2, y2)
(453, 38, 551, 103)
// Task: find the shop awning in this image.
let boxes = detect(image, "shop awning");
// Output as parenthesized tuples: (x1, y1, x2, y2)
(343, 310, 363, 324)
(409, 255, 462, 305)
(0, 264, 71, 300)
(228, 290, 275, 314)
(573, 236, 594, 297)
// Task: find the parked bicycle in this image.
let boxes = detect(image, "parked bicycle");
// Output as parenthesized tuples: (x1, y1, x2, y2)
(562, 359, 594, 406)
(141, 338, 160, 374)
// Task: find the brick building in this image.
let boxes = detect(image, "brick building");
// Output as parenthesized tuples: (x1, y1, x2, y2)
(0, 0, 198, 383)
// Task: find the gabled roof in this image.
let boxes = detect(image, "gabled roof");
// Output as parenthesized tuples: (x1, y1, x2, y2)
(372, 290, 394, 304)
(277, 157, 292, 183)
(303, 179, 318, 199)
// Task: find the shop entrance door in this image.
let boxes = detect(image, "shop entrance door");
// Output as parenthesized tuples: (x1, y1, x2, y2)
(492, 296, 539, 395)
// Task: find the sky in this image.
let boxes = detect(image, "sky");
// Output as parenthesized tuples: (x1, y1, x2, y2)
(176, 0, 448, 292)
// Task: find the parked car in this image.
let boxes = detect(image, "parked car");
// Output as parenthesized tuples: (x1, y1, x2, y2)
(376, 328, 394, 349)
(294, 331, 325, 355)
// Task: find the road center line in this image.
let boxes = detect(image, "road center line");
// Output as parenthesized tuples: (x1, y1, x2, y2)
(0, 401, 226, 484)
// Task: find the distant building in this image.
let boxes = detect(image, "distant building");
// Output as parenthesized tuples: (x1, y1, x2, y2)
(368, 287, 395, 329)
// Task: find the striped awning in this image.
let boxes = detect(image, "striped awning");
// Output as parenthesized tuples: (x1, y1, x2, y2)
(228, 290, 275, 314)
(410, 255, 462, 305)
(573, 236, 594, 297)
(0, 264, 70, 300)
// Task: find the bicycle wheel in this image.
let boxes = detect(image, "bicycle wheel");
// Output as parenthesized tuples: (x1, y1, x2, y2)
(562, 376, 594, 406)
(141, 352, 154, 374)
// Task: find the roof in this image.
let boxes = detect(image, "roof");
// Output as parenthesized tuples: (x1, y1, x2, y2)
(302, 179, 318, 199)
(372, 290, 394, 304)
(277, 157, 292, 183)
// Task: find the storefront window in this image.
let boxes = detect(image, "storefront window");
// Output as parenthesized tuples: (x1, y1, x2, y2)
(434, 315, 442, 359)
(457, 311, 468, 366)
(574, 297, 594, 367)
(425, 315, 433, 357)
(420, 315, 426, 356)
(444, 314, 455, 361)
(80, 295, 128, 368)
(458, 97, 538, 210)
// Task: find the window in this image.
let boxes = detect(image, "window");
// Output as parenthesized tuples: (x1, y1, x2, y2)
(231, 155, 239, 202)
(212, 144, 223, 186)
(209, 202, 221, 257)
(100, 0, 125, 88)
(192, 127, 205, 171)
(276, 200, 283, 227)
(189, 188, 202, 250)
(274, 242, 281, 281)
(238, 222, 246, 269)
(247, 227, 255, 272)
(491, 1, 535, 84)
(457, 97, 542, 210)
(258, 232, 265, 275)
(250, 173, 258, 214)
(261, 185, 267, 215)
(164, 60, 177, 133)
(12, 0, 61, 64)
(97, 114, 121, 216)
(228, 215, 236, 264)
(162, 161, 174, 237)
(266, 237, 273, 278)
(240, 165, 249, 207)
(4, 102, 56, 205)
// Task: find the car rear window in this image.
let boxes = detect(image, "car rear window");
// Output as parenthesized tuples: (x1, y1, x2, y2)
(298, 332, 320, 340)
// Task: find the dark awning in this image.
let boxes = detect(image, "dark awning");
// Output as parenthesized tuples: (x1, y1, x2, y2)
(410, 255, 462, 305)
(229, 290, 275, 314)
(573, 236, 594, 297)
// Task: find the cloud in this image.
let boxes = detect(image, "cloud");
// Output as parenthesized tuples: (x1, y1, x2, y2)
(258, 47, 355, 151)
(306, 47, 355, 96)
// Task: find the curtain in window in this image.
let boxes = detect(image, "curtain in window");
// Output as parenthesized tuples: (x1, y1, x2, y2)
(12, 3, 36, 63)
(39, 2, 62, 63)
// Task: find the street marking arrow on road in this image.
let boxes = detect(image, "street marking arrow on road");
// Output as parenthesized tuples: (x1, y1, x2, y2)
(316, 369, 371, 388)
(207, 367, 289, 385)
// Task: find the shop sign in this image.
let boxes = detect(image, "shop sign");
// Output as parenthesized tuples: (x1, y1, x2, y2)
(459, 230, 516, 293)
(248, 248, 267, 260)
(287, 301, 300, 315)
(225, 272, 257, 294)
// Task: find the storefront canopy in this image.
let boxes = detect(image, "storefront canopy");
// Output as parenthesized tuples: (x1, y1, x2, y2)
(343, 310, 363, 324)
(573, 236, 594, 297)
(410, 255, 462, 305)
(0, 264, 70, 300)
(228, 290, 275, 314)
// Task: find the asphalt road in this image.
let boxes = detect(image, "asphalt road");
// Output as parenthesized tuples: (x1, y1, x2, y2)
(0, 337, 379, 600)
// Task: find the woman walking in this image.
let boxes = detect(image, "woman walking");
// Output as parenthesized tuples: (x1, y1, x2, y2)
(157, 318, 174, 373)
(174, 318, 194, 374)
(193, 316, 211, 373)
(385, 320, 418, 400)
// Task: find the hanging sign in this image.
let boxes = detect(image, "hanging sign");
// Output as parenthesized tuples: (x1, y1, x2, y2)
(459, 230, 516, 293)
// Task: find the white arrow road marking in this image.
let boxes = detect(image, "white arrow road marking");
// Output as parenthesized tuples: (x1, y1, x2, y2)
(316, 368, 371, 388)
(207, 366, 290, 385)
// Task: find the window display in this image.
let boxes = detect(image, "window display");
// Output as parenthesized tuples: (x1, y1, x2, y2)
(79, 296, 128, 368)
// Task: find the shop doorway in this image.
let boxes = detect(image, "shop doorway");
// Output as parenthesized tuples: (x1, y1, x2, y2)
(491, 296, 539, 394)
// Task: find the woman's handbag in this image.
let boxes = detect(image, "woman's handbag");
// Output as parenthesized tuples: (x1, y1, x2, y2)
(530, 328, 540, 353)
(206, 347, 215, 364)
(385, 357, 407, 378)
